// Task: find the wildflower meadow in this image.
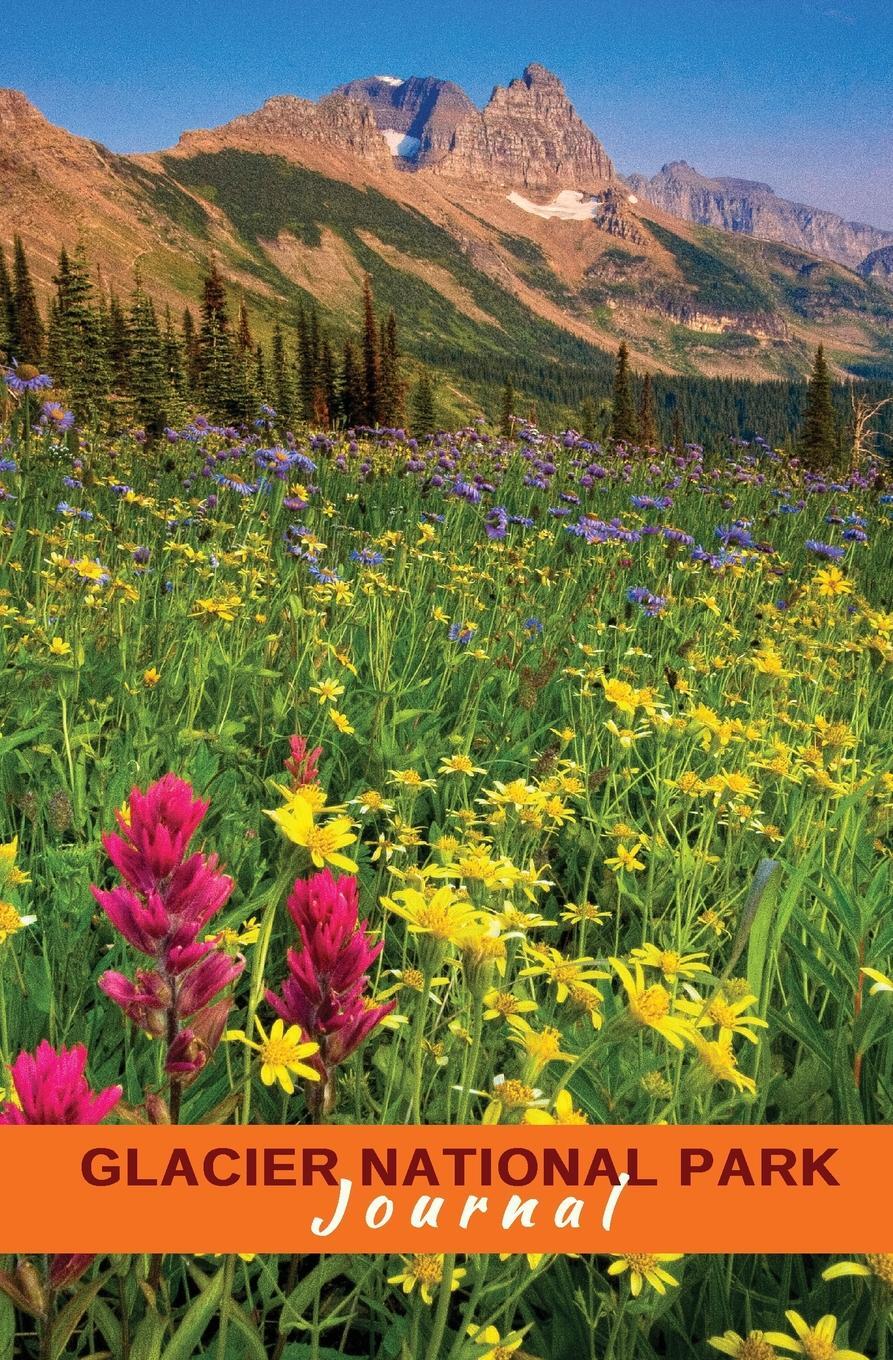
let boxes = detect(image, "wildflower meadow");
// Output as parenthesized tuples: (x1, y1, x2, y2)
(0, 385, 891, 1359)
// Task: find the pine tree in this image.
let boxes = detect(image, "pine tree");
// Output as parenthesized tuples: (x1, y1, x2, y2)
(361, 275, 380, 426)
(230, 299, 256, 424)
(254, 343, 267, 405)
(296, 303, 319, 422)
(319, 337, 337, 428)
(378, 310, 402, 426)
(181, 308, 201, 396)
(197, 260, 236, 421)
(11, 235, 45, 368)
(270, 322, 294, 427)
(340, 338, 362, 427)
(499, 377, 515, 437)
(48, 244, 108, 417)
(0, 255, 11, 366)
(236, 300, 254, 358)
(104, 288, 130, 391)
(579, 395, 598, 441)
(672, 403, 684, 455)
(410, 368, 436, 436)
(800, 345, 837, 468)
(611, 342, 637, 446)
(0, 244, 13, 363)
(638, 371, 657, 448)
(128, 274, 169, 435)
(162, 306, 185, 399)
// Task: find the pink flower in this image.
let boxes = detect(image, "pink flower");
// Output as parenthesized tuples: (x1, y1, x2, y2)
(102, 774, 208, 889)
(266, 870, 395, 1080)
(284, 734, 322, 789)
(0, 1041, 121, 1126)
(92, 775, 243, 1090)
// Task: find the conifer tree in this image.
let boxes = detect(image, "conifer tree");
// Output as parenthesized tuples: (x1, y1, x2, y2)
(378, 310, 402, 426)
(296, 303, 320, 422)
(254, 342, 267, 404)
(0, 244, 13, 362)
(638, 371, 657, 448)
(229, 298, 255, 423)
(672, 403, 684, 455)
(319, 337, 337, 428)
(340, 338, 362, 427)
(128, 273, 169, 435)
(197, 260, 236, 420)
(11, 235, 45, 367)
(579, 395, 598, 441)
(410, 368, 436, 436)
(104, 288, 130, 391)
(800, 345, 837, 468)
(162, 306, 185, 400)
(611, 342, 637, 446)
(236, 300, 254, 358)
(361, 275, 380, 426)
(181, 308, 201, 396)
(499, 377, 515, 437)
(270, 322, 294, 427)
(48, 244, 108, 417)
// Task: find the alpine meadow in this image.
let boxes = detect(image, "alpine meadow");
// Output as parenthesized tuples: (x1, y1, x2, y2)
(1, 24, 893, 1360)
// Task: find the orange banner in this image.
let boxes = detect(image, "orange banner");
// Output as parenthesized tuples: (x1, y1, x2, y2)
(1, 1124, 889, 1253)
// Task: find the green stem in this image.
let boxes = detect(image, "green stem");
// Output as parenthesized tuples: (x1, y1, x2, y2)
(424, 1255, 456, 1360)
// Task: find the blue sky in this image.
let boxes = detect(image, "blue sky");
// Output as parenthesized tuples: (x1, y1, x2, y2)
(4, 0, 891, 227)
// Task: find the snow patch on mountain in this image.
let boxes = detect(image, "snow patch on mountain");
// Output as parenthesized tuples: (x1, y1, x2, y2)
(507, 189, 603, 221)
(382, 128, 421, 159)
(374, 76, 404, 87)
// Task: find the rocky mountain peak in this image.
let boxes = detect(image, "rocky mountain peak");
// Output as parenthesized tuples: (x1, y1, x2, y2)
(0, 88, 45, 128)
(629, 160, 893, 274)
(859, 245, 893, 287)
(519, 62, 564, 89)
(178, 91, 393, 168)
(334, 74, 475, 165)
(434, 62, 615, 189)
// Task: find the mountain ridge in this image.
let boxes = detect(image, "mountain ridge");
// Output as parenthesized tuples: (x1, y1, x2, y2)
(627, 160, 893, 275)
(2, 68, 893, 408)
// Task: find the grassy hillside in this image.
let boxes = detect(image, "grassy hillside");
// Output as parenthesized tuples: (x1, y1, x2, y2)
(164, 150, 617, 416)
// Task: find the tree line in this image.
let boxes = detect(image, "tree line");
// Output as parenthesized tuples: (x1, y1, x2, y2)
(0, 236, 443, 435)
(499, 342, 891, 468)
(2, 233, 891, 461)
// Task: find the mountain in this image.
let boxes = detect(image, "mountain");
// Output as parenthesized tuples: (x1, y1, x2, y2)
(334, 75, 475, 164)
(2, 69, 893, 420)
(860, 245, 893, 289)
(339, 64, 615, 189)
(627, 161, 893, 279)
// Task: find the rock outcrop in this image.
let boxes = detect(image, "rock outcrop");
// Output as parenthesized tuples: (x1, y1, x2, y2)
(335, 76, 475, 165)
(433, 64, 615, 189)
(858, 244, 893, 291)
(177, 93, 393, 169)
(627, 161, 893, 272)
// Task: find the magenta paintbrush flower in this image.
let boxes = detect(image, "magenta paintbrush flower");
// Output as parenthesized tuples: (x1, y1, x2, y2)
(266, 869, 395, 1093)
(284, 733, 322, 789)
(0, 1043, 120, 1295)
(92, 774, 243, 1096)
(0, 1041, 121, 1126)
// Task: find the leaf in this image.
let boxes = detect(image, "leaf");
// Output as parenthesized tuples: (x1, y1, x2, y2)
(49, 1270, 111, 1360)
(129, 1310, 166, 1360)
(160, 1267, 225, 1360)
(831, 1032, 865, 1124)
(280, 1257, 350, 1336)
(220, 1296, 268, 1360)
(741, 859, 782, 1002)
(281, 1347, 353, 1360)
(0, 1293, 15, 1360)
